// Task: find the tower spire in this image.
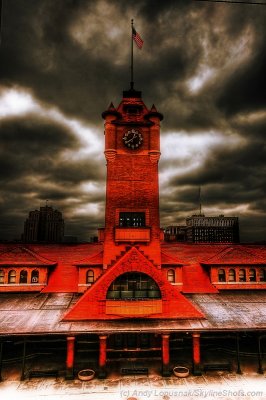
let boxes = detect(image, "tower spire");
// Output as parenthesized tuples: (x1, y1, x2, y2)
(199, 186, 202, 215)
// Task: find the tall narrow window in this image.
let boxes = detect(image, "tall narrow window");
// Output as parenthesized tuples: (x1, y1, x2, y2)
(20, 270, 28, 284)
(167, 269, 175, 283)
(218, 269, 226, 282)
(31, 270, 39, 283)
(228, 269, 236, 282)
(86, 270, 94, 284)
(0, 270, 4, 284)
(239, 269, 246, 282)
(8, 270, 16, 284)
(249, 269, 256, 282)
(259, 269, 266, 282)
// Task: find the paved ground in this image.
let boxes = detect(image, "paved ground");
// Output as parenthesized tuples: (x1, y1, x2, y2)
(1, 368, 265, 400)
(1, 343, 265, 400)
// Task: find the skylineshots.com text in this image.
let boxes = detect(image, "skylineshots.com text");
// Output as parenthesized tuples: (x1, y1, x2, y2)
(120, 388, 264, 398)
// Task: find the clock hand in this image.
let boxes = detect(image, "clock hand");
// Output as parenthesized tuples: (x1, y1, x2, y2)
(126, 133, 137, 143)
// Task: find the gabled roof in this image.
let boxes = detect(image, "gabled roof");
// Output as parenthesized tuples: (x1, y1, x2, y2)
(0, 246, 56, 266)
(182, 262, 218, 294)
(161, 251, 183, 265)
(203, 246, 266, 265)
(64, 246, 204, 321)
(74, 251, 103, 266)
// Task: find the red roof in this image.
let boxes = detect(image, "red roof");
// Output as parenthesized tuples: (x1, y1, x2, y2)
(161, 250, 183, 265)
(0, 245, 56, 266)
(31, 243, 103, 293)
(202, 245, 266, 265)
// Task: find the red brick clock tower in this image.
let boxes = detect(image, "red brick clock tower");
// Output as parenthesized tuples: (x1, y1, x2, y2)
(102, 87, 163, 268)
(64, 87, 204, 323)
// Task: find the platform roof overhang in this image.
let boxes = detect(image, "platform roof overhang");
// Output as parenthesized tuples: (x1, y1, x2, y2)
(0, 291, 265, 337)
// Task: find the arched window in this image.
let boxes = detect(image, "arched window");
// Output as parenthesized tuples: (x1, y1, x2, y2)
(20, 270, 28, 284)
(218, 269, 226, 282)
(239, 269, 246, 282)
(228, 269, 236, 282)
(31, 270, 39, 283)
(249, 269, 256, 282)
(0, 270, 4, 284)
(259, 269, 266, 282)
(8, 270, 16, 284)
(167, 269, 175, 283)
(86, 270, 94, 284)
(107, 272, 161, 300)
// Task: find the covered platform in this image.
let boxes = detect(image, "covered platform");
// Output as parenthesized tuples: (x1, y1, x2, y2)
(0, 291, 265, 380)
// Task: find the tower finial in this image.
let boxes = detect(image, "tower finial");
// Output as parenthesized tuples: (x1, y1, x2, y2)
(199, 187, 202, 215)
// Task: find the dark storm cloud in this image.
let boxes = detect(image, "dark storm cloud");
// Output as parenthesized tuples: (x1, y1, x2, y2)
(0, 116, 78, 179)
(1, 0, 266, 241)
(0, 114, 105, 240)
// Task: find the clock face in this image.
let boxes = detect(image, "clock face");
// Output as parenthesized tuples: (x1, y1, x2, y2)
(123, 128, 143, 149)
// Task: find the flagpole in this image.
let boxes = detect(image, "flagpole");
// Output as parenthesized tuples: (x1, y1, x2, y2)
(130, 18, 134, 89)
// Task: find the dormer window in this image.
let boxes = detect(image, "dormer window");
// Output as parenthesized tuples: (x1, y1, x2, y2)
(249, 269, 256, 282)
(20, 270, 28, 284)
(239, 269, 246, 282)
(259, 269, 266, 282)
(218, 269, 226, 282)
(0, 270, 4, 284)
(8, 270, 16, 284)
(31, 270, 39, 283)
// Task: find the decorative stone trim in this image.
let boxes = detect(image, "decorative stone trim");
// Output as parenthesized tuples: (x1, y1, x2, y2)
(149, 151, 161, 163)
(104, 149, 117, 162)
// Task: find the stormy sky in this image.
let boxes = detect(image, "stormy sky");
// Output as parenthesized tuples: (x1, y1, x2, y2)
(0, 0, 266, 242)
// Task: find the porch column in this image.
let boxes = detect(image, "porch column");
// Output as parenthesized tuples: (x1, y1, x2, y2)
(161, 334, 171, 377)
(20, 337, 27, 381)
(192, 333, 202, 376)
(257, 334, 264, 374)
(235, 332, 242, 374)
(98, 335, 107, 379)
(66, 336, 75, 380)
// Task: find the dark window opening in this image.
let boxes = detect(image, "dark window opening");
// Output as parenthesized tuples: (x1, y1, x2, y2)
(167, 269, 175, 283)
(249, 269, 256, 282)
(86, 270, 94, 284)
(31, 270, 39, 283)
(259, 269, 266, 282)
(8, 270, 16, 284)
(239, 269, 246, 282)
(0, 270, 4, 284)
(218, 269, 226, 282)
(119, 212, 145, 227)
(228, 269, 236, 282)
(107, 272, 161, 300)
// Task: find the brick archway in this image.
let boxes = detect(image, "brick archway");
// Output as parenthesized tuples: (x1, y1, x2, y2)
(96, 250, 177, 302)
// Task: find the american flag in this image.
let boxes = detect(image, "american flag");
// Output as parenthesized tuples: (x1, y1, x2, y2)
(132, 27, 144, 49)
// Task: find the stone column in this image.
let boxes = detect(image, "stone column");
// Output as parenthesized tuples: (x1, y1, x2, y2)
(66, 336, 75, 380)
(235, 333, 242, 374)
(257, 334, 263, 374)
(192, 333, 202, 375)
(99, 335, 108, 379)
(161, 334, 171, 377)
(20, 337, 27, 381)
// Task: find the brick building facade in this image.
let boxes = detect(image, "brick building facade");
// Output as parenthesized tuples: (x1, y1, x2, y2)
(0, 86, 265, 380)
